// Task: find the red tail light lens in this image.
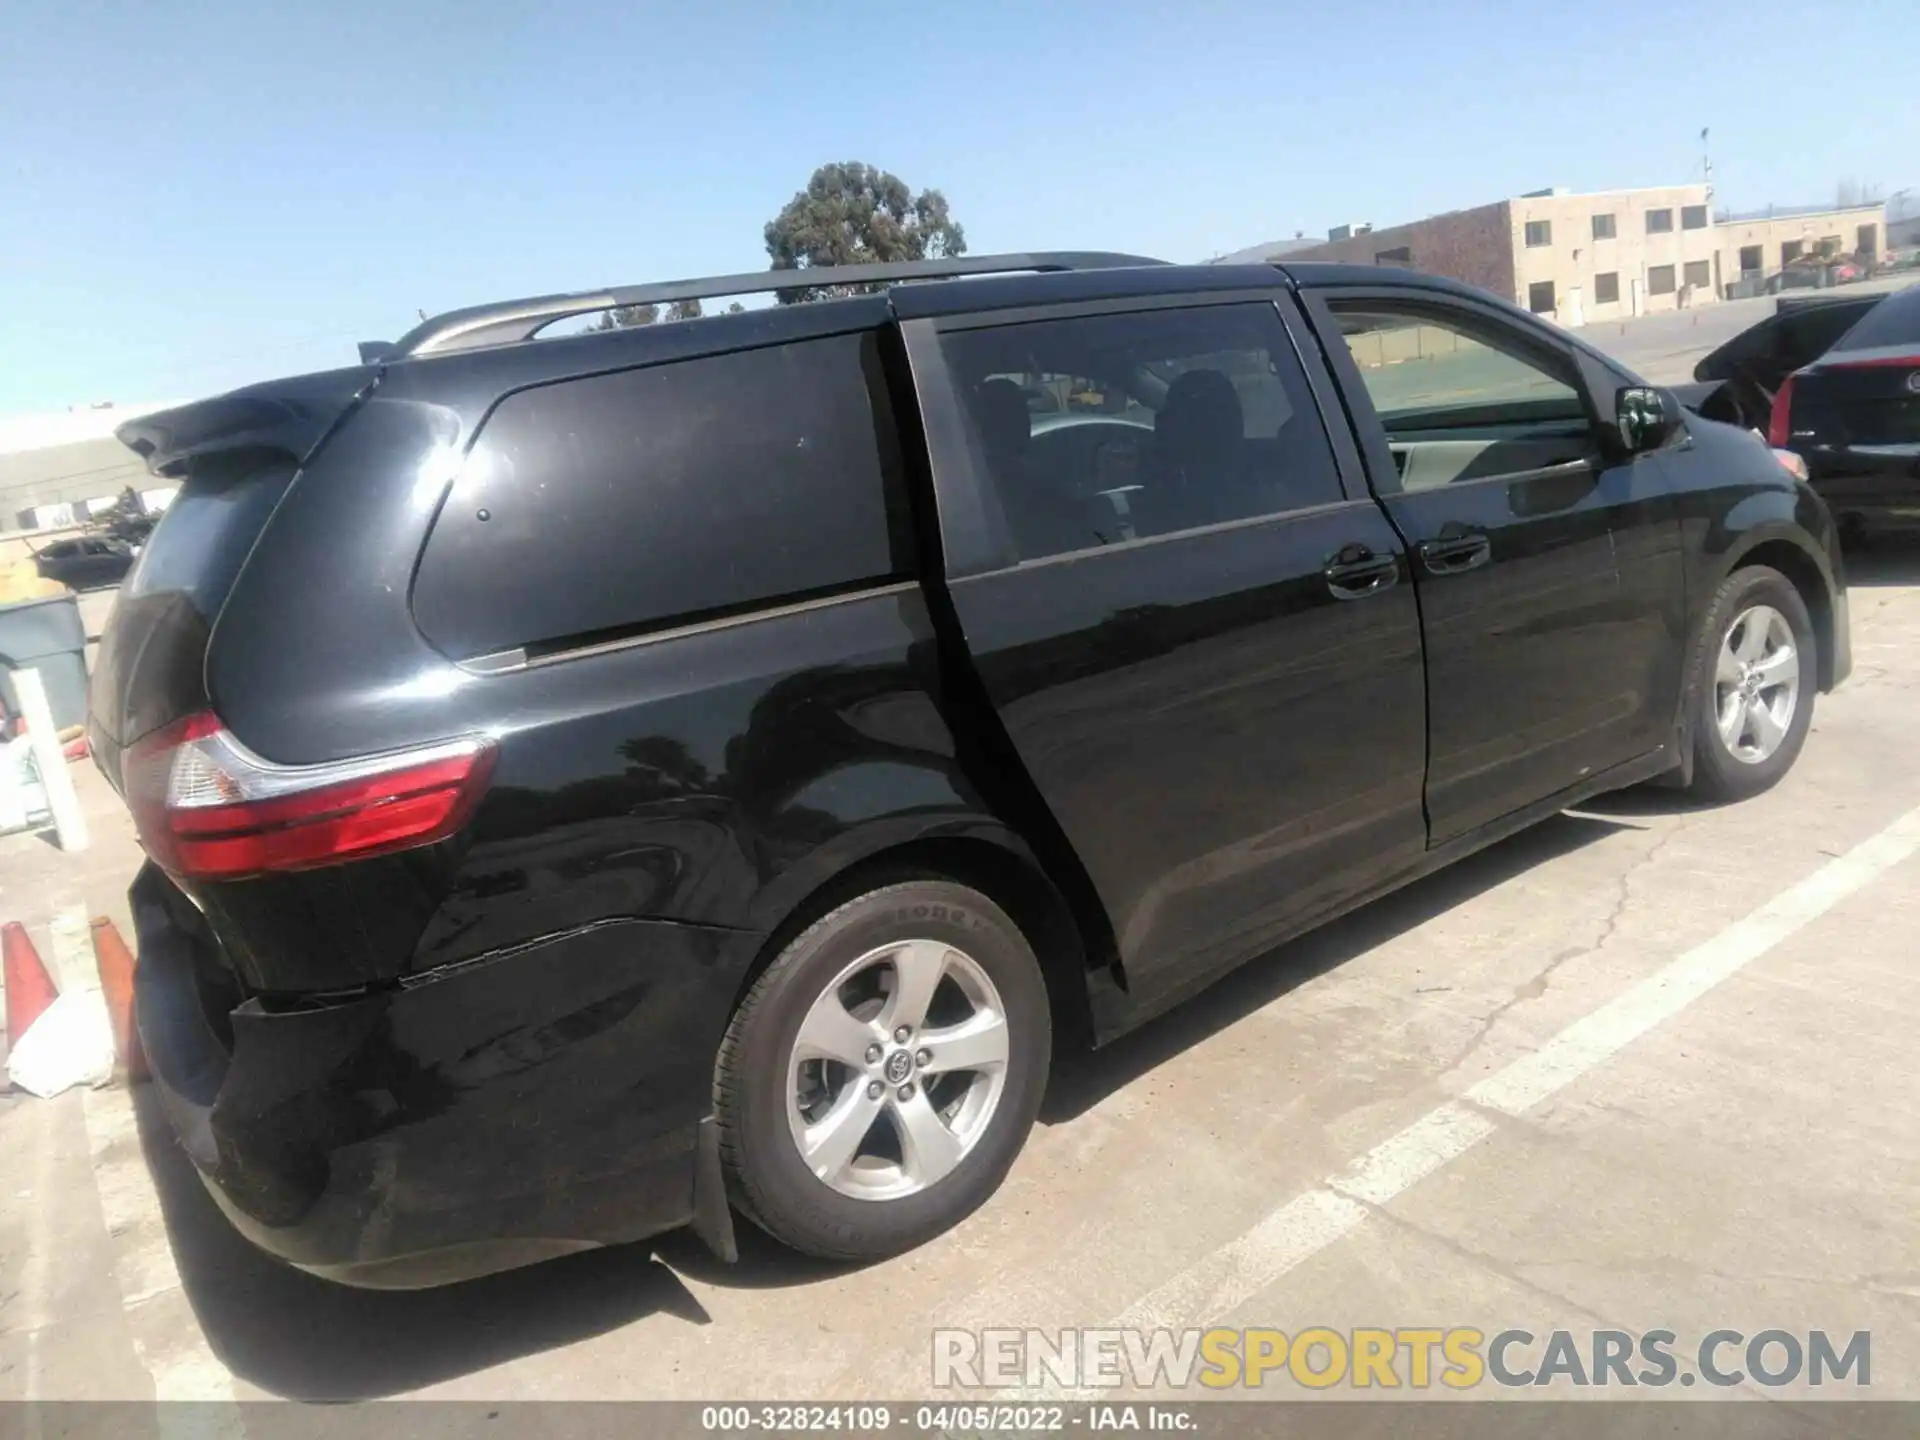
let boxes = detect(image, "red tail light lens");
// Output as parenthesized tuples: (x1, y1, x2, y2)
(1823, 351, 1920, 371)
(1766, 372, 1797, 448)
(125, 713, 495, 881)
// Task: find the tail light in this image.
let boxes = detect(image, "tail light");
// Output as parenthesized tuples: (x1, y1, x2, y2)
(124, 713, 495, 881)
(1823, 351, 1920, 372)
(1766, 372, 1797, 448)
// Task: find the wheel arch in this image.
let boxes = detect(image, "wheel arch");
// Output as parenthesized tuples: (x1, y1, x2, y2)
(735, 825, 1100, 1054)
(1720, 531, 1839, 692)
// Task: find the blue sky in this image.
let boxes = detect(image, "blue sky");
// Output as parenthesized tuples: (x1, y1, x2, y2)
(2, 0, 1912, 416)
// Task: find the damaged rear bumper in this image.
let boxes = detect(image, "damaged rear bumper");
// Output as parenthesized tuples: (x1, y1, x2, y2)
(131, 863, 740, 1288)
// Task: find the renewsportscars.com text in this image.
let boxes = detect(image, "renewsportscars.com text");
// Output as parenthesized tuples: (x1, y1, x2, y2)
(932, 1326, 1871, 1391)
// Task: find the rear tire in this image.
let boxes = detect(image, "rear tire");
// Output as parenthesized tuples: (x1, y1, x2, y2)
(714, 880, 1050, 1261)
(1685, 565, 1816, 803)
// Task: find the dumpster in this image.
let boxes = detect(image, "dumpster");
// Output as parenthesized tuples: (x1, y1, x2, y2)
(0, 592, 89, 733)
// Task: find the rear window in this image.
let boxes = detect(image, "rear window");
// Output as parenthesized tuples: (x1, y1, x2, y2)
(122, 454, 296, 618)
(1832, 286, 1920, 353)
(412, 333, 911, 660)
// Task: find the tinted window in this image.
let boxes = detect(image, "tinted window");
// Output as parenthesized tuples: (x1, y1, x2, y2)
(1591, 213, 1616, 240)
(1646, 209, 1674, 234)
(413, 334, 907, 660)
(1833, 286, 1920, 353)
(935, 304, 1343, 561)
(1332, 306, 1582, 428)
(1648, 265, 1676, 296)
(1594, 272, 1620, 304)
(1683, 260, 1712, 289)
(1528, 281, 1556, 314)
(123, 454, 297, 619)
(1524, 221, 1551, 247)
(1330, 301, 1592, 495)
(1682, 205, 1709, 230)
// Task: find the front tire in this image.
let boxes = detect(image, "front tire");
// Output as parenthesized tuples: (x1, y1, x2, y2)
(1686, 565, 1816, 802)
(714, 880, 1050, 1261)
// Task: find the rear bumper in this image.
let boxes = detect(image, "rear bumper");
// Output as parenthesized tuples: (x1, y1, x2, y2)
(1807, 449, 1920, 529)
(131, 864, 743, 1288)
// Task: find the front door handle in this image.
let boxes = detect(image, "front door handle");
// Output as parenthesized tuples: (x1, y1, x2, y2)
(1418, 534, 1492, 576)
(1324, 548, 1400, 600)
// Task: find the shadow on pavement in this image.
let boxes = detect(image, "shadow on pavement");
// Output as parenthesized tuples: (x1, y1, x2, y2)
(1842, 535, 1920, 588)
(130, 1085, 709, 1401)
(133, 809, 1647, 1394)
(653, 1220, 864, 1291)
(1040, 809, 1634, 1124)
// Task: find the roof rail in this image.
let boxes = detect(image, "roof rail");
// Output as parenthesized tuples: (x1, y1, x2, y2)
(375, 252, 1167, 359)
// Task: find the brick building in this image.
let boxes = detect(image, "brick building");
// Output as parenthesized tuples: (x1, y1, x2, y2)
(1224, 186, 1889, 325)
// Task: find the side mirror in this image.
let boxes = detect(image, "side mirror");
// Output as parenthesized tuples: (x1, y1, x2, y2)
(1615, 385, 1684, 455)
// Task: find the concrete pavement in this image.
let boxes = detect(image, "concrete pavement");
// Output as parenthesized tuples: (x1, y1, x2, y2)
(4, 550, 1917, 1414)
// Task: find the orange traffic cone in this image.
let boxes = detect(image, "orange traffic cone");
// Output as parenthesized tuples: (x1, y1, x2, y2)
(3, 921, 59, 1056)
(89, 918, 147, 1083)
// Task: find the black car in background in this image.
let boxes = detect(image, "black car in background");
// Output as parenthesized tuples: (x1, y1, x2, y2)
(33, 534, 136, 590)
(92, 252, 1849, 1288)
(1685, 282, 1920, 539)
(1767, 282, 1920, 538)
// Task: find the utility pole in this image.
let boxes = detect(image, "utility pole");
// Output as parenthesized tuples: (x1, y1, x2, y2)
(1700, 127, 1714, 206)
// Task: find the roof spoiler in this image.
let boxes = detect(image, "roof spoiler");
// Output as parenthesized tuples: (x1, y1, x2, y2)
(115, 367, 379, 478)
(374, 252, 1167, 360)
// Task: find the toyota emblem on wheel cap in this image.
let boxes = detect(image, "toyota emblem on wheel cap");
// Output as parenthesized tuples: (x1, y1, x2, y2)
(883, 1050, 914, 1084)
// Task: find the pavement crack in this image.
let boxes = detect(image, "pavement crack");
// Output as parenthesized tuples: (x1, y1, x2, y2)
(1342, 1194, 1615, 1328)
(1439, 824, 1681, 1079)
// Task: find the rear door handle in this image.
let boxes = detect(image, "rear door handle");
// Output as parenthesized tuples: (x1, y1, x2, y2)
(1417, 535, 1492, 575)
(1324, 548, 1400, 600)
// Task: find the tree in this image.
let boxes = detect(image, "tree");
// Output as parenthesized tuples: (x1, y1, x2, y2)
(587, 297, 702, 330)
(764, 161, 966, 303)
(588, 302, 659, 331)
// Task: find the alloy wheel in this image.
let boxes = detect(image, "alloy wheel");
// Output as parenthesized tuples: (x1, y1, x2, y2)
(785, 938, 1011, 1201)
(1713, 604, 1801, 765)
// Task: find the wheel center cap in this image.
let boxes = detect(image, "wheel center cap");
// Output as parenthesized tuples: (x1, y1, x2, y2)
(883, 1050, 914, 1084)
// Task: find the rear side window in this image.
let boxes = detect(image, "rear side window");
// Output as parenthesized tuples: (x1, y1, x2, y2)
(122, 454, 297, 618)
(1832, 287, 1920, 353)
(413, 333, 910, 660)
(935, 303, 1344, 562)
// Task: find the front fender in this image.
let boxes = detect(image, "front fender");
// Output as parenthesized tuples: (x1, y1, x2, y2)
(1678, 422, 1849, 693)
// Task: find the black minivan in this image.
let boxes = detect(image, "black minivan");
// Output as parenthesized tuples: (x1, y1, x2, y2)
(93, 253, 1850, 1287)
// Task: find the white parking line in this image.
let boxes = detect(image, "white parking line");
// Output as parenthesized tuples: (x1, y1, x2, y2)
(1060, 799, 1920, 1368)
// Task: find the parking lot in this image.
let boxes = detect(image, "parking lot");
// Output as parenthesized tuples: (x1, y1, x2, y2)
(3, 320, 1919, 1420)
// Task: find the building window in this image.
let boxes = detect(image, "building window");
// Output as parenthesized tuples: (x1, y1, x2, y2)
(1648, 264, 1676, 296)
(1524, 220, 1552, 248)
(1593, 271, 1620, 304)
(1528, 280, 1557, 313)
(1816, 235, 1841, 258)
(1738, 245, 1763, 274)
(1646, 209, 1674, 234)
(1781, 240, 1804, 265)
(1373, 246, 1413, 266)
(1683, 259, 1712, 289)
(1591, 213, 1617, 240)
(1681, 205, 1709, 230)
(1858, 224, 1879, 255)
